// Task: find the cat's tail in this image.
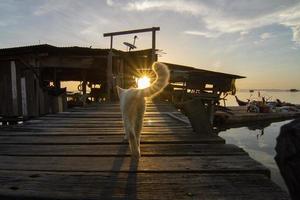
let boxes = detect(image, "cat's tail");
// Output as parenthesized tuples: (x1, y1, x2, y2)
(141, 62, 170, 97)
(128, 130, 141, 159)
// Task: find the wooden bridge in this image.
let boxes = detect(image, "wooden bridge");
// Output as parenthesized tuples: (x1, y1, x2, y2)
(0, 102, 288, 199)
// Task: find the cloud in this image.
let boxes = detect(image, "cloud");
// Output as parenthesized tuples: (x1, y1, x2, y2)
(291, 25, 300, 44)
(106, 0, 114, 6)
(31, 0, 110, 41)
(184, 30, 222, 38)
(240, 31, 249, 36)
(260, 32, 272, 40)
(0, 21, 7, 27)
(110, 0, 300, 44)
(124, 0, 209, 16)
(33, 0, 71, 16)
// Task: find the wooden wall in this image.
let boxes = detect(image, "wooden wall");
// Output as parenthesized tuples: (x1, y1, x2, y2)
(0, 59, 67, 120)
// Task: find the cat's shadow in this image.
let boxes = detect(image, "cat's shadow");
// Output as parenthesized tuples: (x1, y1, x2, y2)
(125, 159, 138, 199)
(99, 144, 138, 199)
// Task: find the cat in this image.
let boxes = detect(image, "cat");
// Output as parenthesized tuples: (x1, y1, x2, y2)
(117, 62, 170, 160)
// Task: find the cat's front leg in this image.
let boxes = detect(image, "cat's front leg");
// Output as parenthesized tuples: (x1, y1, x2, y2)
(123, 127, 128, 140)
(123, 121, 130, 140)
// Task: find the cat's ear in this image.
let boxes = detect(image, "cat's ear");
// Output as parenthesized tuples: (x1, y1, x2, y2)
(116, 86, 124, 97)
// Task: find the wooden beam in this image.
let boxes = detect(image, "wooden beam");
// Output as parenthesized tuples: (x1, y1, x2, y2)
(103, 27, 160, 37)
(10, 60, 18, 116)
(106, 51, 113, 101)
(152, 30, 156, 63)
(20, 77, 28, 117)
(110, 36, 113, 49)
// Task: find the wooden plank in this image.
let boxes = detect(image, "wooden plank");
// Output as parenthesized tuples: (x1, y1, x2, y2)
(18, 124, 189, 128)
(28, 117, 178, 122)
(0, 172, 288, 200)
(0, 134, 225, 144)
(42, 112, 181, 117)
(38, 116, 175, 120)
(23, 120, 184, 125)
(0, 156, 268, 175)
(11, 125, 191, 129)
(0, 102, 289, 199)
(0, 144, 246, 156)
(0, 127, 195, 133)
(0, 129, 196, 135)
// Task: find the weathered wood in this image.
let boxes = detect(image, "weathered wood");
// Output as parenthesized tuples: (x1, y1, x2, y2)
(0, 172, 287, 200)
(43, 111, 182, 116)
(0, 144, 246, 156)
(0, 127, 195, 133)
(20, 77, 28, 117)
(0, 155, 268, 175)
(0, 134, 224, 144)
(10, 60, 18, 116)
(19, 123, 189, 128)
(0, 129, 195, 135)
(23, 119, 185, 125)
(183, 98, 214, 134)
(0, 101, 289, 199)
(38, 116, 175, 120)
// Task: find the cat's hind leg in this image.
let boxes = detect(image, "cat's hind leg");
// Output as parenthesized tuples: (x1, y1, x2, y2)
(135, 101, 145, 150)
(135, 111, 144, 151)
(128, 128, 141, 160)
(123, 117, 130, 140)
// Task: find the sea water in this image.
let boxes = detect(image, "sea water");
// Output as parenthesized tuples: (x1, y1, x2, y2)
(219, 90, 300, 192)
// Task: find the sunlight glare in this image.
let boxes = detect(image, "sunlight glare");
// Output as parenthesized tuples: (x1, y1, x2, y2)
(137, 76, 150, 89)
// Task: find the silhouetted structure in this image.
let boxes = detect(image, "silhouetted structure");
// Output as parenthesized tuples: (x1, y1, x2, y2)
(0, 44, 244, 122)
(0, 44, 153, 120)
(275, 119, 300, 200)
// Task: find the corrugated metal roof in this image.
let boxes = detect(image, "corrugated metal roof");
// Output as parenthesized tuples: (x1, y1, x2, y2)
(0, 44, 110, 56)
(163, 62, 245, 79)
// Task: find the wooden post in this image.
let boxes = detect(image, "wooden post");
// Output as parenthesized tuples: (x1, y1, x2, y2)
(103, 27, 160, 70)
(183, 98, 213, 134)
(35, 59, 40, 117)
(152, 30, 156, 64)
(58, 96, 63, 112)
(120, 59, 124, 88)
(82, 70, 87, 106)
(54, 68, 60, 89)
(20, 77, 28, 117)
(10, 61, 18, 116)
(103, 27, 161, 100)
(106, 50, 113, 101)
(82, 70, 87, 95)
(110, 36, 113, 49)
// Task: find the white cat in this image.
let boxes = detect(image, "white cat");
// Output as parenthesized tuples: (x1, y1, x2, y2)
(117, 62, 170, 159)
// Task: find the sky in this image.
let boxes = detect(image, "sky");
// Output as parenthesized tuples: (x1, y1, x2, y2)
(1, 0, 300, 89)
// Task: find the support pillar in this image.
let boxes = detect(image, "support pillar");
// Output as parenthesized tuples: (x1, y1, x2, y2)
(152, 30, 156, 64)
(106, 41, 113, 101)
(20, 77, 28, 118)
(10, 61, 18, 116)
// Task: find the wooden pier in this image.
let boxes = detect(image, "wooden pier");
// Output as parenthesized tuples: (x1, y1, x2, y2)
(0, 102, 288, 199)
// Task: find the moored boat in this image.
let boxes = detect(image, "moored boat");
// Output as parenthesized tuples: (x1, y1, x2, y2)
(235, 95, 249, 106)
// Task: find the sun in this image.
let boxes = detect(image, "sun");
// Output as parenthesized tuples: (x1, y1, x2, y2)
(137, 76, 151, 89)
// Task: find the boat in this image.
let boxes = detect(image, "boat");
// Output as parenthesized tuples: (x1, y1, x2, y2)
(235, 95, 249, 106)
(249, 89, 254, 93)
(290, 89, 298, 92)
